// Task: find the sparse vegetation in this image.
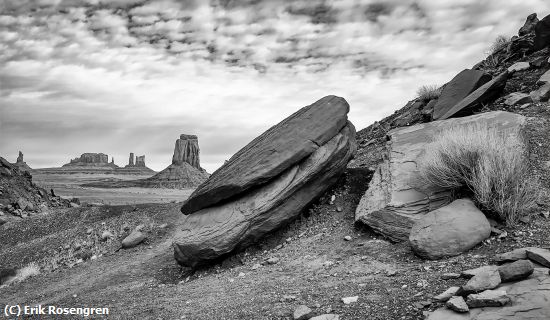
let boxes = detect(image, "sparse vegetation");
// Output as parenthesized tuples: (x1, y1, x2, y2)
(489, 34, 510, 54)
(418, 124, 541, 225)
(416, 84, 442, 102)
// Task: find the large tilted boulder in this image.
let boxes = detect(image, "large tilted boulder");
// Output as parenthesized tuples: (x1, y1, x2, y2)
(432, 69, 491, 120)
(355, 111, 526, 242)
(174, 96, 356, 267)
(409, 198, 491, 259)
(438, 71, 508, 120)
(180, 95, 351, 215)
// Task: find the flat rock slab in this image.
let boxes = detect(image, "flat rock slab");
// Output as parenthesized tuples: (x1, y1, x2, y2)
(181, 95, 350, 214)
(460, 268, 501, 295)
(433, 69, 491, 120)
(495, 248, 528, 263)
(507, 62, 530, 73)
(409, 198, 490, 259)
(504, 92, 532, 106)
(461, 265, 499, 279)
(434, 286, 460, 302)
(174, 124, 356, 267)
(439, 71, 508, 120)
(355, 111, 526, 242)
(466, 290, 510, 308)
(447, 296, 469, 313)
(427, 266, 550, 320)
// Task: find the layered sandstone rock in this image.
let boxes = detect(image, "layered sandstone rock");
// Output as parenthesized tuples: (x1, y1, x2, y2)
(174, 95, 356, 267)
(180, 95, 351, 215)
(63, 153, 112, 167)
(13, 151, 31, 172)
(135, 155, 145, 167)
(355, 111, 526, 241)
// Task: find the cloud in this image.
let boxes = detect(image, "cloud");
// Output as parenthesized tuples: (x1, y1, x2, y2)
(2, 0, 550, 173)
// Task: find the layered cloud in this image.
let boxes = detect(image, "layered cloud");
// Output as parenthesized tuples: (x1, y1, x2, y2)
(1, 0, 550, 172)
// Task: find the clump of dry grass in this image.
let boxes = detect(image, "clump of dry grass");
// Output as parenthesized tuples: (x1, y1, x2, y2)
(418, 123, 541, 225)
(489, 35, 509, 54)
(417, 84, 442, 102)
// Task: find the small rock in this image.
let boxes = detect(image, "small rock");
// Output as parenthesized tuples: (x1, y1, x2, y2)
(504, 92, 533, 106)
(433, 287, 460, 302)
(70, 202, 81, 208)
(101, 230, 114, 241)
(461, 265, 499, 278)
(310, 315, 339, 320)
(0, 216, 8, 225)
(386, 269, 397, 277)
(336, 206, 342, 212)
(344, 236, 352, 241)
(238, 272, 245, 277)
(122, 229, 146, 249)
(441, 273, 461, 280)
(495, 248, 528, 263)
(507, 62, 530, 73)
(459, 268, 501, 295)
(541, 211, 549, 219)
(466, 290, 510, 308)
(293, 305, 313, 320)
(341, 296, 358, 304)
(446, 296, 469, 313)
(282, 295, 296, 301)
(525, 247, 550, 268)
(266, 257, 279, 265)
(498, 260, 534, 282)
(251, 263, 261, 270)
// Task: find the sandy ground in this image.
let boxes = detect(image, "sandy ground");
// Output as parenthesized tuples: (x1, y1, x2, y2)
(31, 172, 193, 205)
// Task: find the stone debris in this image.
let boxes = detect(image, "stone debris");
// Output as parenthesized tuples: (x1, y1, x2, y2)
(497, 260, 534, 282)
(341, 296, 358, 304)
(466, 290, 510, 308)
(446, 296, 469, 313)
(293, 305, 313, 320)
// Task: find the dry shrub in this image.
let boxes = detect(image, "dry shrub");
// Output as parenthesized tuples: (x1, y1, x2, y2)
(417, 84, 442, 102)
(16, 262, 40, 282)
(419, 123, 541, 225)
(489, 35, 509, 54)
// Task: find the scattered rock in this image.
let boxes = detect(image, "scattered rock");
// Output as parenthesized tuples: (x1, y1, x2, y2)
(355, 111, 524, 242)
(498, 260, 534, 282)
(446, 296, 469, 313)
(433, 287, 460, 302)
(433, 69, 491, 120)
(266, 257, 280, 265)
(495, 248, 528, 263)
(466, 290, 510, 308)
(409, 198, 491, 260)
(341, 296, 358, 304)
(293, 305, 313, 320)
(0, 216, 8, 225)
(525, 247, 550, 268)
(122, 228, 146, 249)
(459, 268, 501, 295)
(507, 62, 530, 73)
(343, 236, 352, 241)
(504, 92, 532, 106)
(530, 83, 550, 102)
(386, 269, 397, 277)
(250, 263, 261, 270)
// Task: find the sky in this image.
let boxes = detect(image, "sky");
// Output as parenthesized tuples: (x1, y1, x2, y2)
(1, 0, 550, 173)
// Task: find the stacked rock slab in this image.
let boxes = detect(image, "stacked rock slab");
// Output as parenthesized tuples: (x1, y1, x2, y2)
(432, 69, 491, 120)
(174, 95, 357, 267)
(355, 111, 526, 242)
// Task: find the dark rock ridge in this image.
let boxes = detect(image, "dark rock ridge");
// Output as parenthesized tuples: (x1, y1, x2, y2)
(534, 13, 550, 51)
(181, 95, 350, 215)
(174, 95, 356, 267)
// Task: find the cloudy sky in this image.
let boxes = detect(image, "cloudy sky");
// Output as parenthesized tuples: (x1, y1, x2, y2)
(1, 0, 549, 172)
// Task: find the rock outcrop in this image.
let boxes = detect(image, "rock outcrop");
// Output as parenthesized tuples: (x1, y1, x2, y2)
(519, 13, 539, 36)
(64, 153, 111, 166)
(135, 155, 145, 167)
(438, 71, 508, 120)
(355, 111, 526, 242)
(128, 153, 135, 166)
(432, 69, 491, 120)
(534, 13, 550, 51)
(118, 153, 155, 175)
(12, 151, 32, 172)
(174, 95, 357, 267)
(409, 198, 491, 259)
(172, 134, 201, 170)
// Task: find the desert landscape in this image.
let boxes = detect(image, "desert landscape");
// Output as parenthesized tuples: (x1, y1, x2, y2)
(2, 1, 550, 320)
